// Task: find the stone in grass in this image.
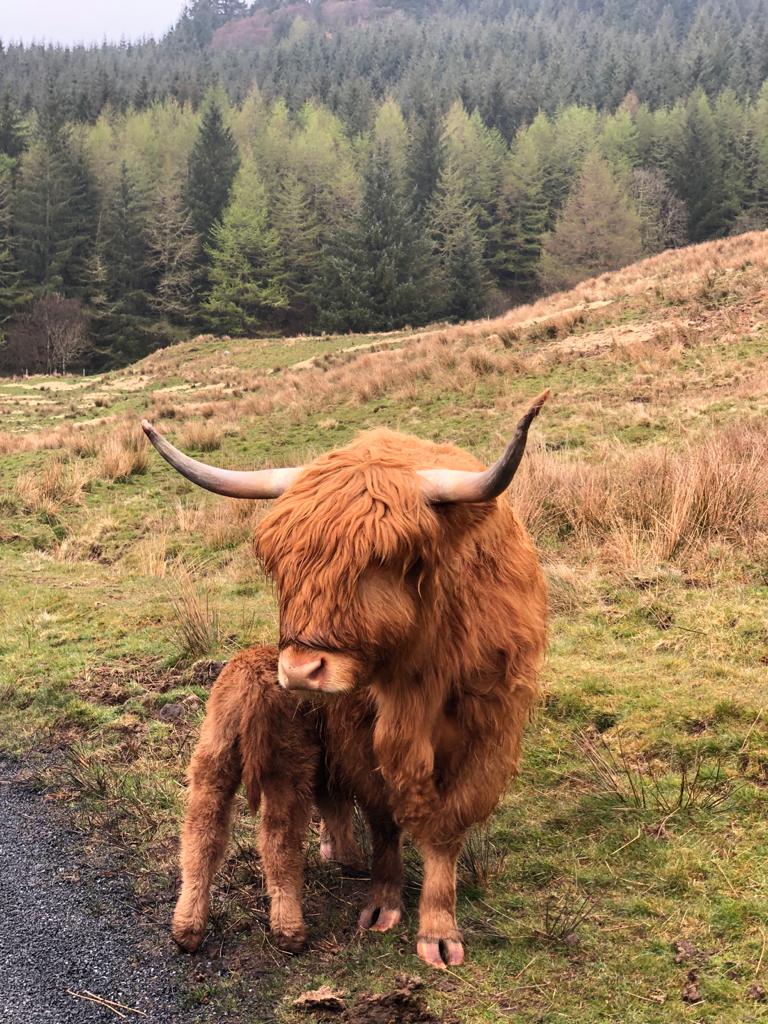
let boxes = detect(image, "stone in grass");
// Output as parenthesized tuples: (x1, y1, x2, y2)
(746, 984, 766, 1002)
(293, 985, 347, 1014)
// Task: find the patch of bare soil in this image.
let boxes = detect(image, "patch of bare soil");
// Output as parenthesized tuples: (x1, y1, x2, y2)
(71, 658, 225, 709)
(294, 976, 457, 1024)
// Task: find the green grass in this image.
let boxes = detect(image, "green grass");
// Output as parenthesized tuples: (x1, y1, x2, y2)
(1, 239, 768, 1022)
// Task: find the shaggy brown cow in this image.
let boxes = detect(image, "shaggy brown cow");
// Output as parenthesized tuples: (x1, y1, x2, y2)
(142, 392, 548, 968)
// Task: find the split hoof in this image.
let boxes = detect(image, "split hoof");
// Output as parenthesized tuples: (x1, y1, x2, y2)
(416, 934, 464, 969)
(358, 904, 402, 932)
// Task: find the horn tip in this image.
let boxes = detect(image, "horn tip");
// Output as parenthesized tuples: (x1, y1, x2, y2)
(532, 388, 550, 411)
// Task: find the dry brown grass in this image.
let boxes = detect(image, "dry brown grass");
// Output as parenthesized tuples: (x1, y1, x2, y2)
(512, 422, 768, 567)
(15, 459, 92, 516)
(166, 565, 223, 663)
(56, 517, 116, 562)
(172, 497, 266, 552)
(96, 424, 149, 481)
(177, 419, 223, 452)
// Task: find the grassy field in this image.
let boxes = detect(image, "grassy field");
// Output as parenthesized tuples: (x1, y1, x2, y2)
(1, 231, 767, 1023)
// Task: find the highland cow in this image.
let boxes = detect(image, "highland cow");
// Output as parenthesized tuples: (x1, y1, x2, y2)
(142, 391, 548, 969)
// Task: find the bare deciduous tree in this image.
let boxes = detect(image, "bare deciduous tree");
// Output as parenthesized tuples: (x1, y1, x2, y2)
(630, 168, 688, 255)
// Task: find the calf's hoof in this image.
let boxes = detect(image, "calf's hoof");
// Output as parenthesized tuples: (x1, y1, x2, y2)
(172, 916, 206, 953)
(273, 928, 308, 954)
(416, 933, 464, 969)
(358, 903, 402, 932)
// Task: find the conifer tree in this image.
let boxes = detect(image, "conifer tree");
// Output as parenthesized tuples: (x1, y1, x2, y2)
(493, 132, 547, 297)
(147, 182, 200, 326)
(14, 88, 96, 297)
(428, 161, 489, 320)
(184, 98, 240, 245)
(539, 150, 642, 291)
(320, 139, 435, 333)
(441, 102, 505, 230)
(91, 162, 154, 361)
(407, 87, 443, 212)
(0, 94, 26, 162)
(674, 92, 728, 242)
(204, 159, 287, 335)
(0, 169, 31, 346)
(270, 170, 319, 327)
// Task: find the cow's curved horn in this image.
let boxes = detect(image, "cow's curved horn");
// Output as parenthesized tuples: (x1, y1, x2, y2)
(141, 420, 302, 499)
(418, 390, 549, 504)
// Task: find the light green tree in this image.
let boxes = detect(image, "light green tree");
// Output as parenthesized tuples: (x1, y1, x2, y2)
(204, 159, 287, 335)
(539, 150, 642, 292)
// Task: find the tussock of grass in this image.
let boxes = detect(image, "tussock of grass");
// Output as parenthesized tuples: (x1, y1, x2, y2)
(177, 419, 223, 452)
(96, 425, 149, 481)
(575, 730, 740, 818)
(166, 566, 224, 664)
(15, 458, 91, 515)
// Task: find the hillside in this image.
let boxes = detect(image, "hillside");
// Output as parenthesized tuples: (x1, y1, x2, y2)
(0, 232, 767, 1022)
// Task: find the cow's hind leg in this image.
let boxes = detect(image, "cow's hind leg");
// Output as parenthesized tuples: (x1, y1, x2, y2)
(358, 809, 403, 933)
(172, 697, 241, 952)
(415, 839, 465, 969)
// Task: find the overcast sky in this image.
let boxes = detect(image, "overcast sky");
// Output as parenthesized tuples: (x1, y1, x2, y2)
(1, 0, 186, 47)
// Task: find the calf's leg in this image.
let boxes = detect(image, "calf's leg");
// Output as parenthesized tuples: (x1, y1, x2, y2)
(241, 677, 321, 953)
(172, 708, 241, 952)
(258, 776, 314, 952)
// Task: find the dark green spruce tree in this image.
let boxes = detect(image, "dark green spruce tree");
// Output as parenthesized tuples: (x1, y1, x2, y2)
(184, 98, 240, 246)
(492, 134, 548, 297)
(428, 161, 489, 320)
(91, 163, 154, 363)
(14, 87, 96, 297)
(0, 94, 26, 163)
(320, 141, 436, 333)
(0, 169, 31, 348)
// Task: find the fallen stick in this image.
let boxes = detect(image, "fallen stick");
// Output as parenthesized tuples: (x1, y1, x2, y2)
(66, 989, 148, 1018)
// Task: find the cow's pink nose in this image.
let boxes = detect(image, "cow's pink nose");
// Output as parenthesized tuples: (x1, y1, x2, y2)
(279, 650, 327, 690)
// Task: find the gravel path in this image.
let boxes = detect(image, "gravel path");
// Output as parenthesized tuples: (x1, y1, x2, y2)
(0, 758, 205, 1023)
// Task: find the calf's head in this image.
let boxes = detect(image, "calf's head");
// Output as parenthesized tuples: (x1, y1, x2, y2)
(141, 390, 547, 694)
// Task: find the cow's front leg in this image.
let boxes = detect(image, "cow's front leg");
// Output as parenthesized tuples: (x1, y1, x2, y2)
(415, 840, 465, 968)
(358, 809, 403, 932)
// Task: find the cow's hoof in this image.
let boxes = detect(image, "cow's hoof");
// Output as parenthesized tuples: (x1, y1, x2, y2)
(416, 934, 464, 969)
(172, 920, 205, 953)
(358, 904, 402, 932)
(273, 929, 307, 954)
(320, 838, 368, 877)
